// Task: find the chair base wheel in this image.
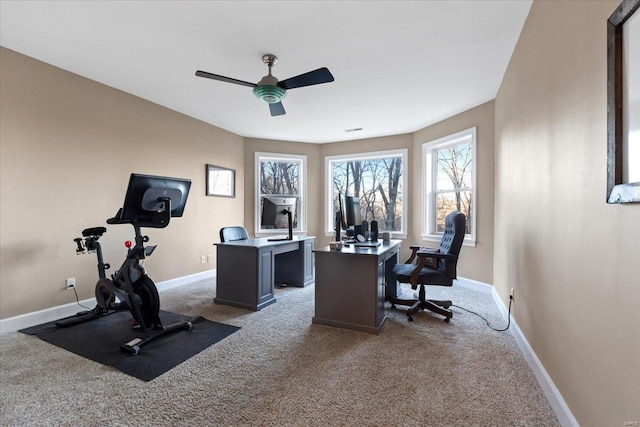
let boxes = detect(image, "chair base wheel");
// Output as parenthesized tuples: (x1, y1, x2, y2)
(444, 318, 450, 323)
(407, 316, 413, 322)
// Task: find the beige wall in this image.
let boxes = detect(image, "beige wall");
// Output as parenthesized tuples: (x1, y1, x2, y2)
(0, 47, 245, 318)
(413, 101, 495, 284)
(494, 1, 639, 425)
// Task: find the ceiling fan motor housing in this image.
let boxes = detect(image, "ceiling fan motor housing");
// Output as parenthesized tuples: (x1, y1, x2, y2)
(253, 74, 286, 104)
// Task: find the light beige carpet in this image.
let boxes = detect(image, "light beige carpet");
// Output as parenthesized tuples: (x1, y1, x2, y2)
(0, 279, 559, 426)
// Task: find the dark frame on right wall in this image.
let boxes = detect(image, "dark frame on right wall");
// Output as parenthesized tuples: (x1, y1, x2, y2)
(607, 0, 640, 203)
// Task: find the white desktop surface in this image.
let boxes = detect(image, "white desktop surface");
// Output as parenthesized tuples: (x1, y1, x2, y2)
(215, 235, 314, 248)
(315, 239, 400, 255)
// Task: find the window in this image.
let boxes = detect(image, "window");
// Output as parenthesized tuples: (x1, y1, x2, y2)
(422, 127, 476, 246)
(255, 152, 306, 235)
(325, 149, 408, 237)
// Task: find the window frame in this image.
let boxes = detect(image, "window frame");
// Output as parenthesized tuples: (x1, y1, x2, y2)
(325, 148, 408, 238)
(255, 152, 307, 236)
(422, 127, 477, 247)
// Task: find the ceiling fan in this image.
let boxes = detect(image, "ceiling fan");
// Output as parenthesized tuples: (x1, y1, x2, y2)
(195, 54, 334, 117)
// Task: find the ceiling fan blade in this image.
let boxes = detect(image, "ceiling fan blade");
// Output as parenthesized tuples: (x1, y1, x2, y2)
(195, 70, 256, 88)
(269, 102, 286, 116)
(278, 67, 334, 90)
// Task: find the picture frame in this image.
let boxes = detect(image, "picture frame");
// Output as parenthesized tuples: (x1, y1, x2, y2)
(607, 0, 640, 203)
(206, 164, 235, 198)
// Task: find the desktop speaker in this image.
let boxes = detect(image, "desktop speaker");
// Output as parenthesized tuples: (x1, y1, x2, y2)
(359, 220, 369, 242)
(353, 224, 363, 240)
(334, 210, 341, 241)
(370, 220, 378, 241)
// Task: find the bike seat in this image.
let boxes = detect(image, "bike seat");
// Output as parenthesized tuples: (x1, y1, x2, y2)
(82, 227, 107, 237)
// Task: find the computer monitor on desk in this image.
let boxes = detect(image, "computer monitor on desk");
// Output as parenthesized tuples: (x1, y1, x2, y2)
(339, 194, 362, 239)
(261, 196, 296, 241)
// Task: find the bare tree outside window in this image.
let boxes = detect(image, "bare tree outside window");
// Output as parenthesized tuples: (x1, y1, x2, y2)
(434, 143, 473, 234)
(329, 153, 404, 232)
(260, 161, 299, 195)
(257, 155, 304, 231)
(423, 127, 476, 245)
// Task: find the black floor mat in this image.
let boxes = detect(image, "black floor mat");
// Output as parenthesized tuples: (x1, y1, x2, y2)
(20, 310, 240, 381)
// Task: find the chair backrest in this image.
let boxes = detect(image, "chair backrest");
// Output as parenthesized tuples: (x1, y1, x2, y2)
(437, 211, 466, 279)
(219, 226, 249, 242)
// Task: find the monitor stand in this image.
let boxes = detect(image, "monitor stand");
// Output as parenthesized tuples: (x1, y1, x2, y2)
(268, 210, 293, 242)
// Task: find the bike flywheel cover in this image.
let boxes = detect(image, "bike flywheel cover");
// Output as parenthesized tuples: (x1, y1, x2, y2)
(133, 276, 161, 329)
(95, 278, 116, 309)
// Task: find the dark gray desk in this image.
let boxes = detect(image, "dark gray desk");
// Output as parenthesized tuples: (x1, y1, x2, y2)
(214, 236, 314, 311)
(312, 240, 401, 334)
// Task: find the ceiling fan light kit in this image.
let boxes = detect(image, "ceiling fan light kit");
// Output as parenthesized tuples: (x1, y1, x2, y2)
(196, 53, 334, 116)
(253, 84, 286, 104)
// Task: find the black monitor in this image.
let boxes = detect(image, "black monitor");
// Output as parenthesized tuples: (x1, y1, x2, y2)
(116, 173, 191, 227)
(337, 194, 362, 238)
(261, 196, 296, 241)
(261, 195, 297, 231)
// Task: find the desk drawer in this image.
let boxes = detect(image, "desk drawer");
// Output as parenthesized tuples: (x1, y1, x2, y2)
(272, 241, 298, 255)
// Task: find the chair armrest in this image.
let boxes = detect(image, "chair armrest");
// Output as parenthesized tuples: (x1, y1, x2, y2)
(404, 245, 448, 264)
(403, 246, 421, 264)
(409, 255, 428, 286)
(416, 251, 457, 261)
(406, 251, 457, 288)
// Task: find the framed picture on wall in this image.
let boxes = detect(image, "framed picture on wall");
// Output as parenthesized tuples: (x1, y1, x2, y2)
(607, 0, 640, 203)
(206, 164, 235, 198)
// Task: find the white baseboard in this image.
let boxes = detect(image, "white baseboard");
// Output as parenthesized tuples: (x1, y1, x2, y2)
(455, 276, 493, 294)
(456, 277, 578, 427)
(0, 269, 216, 334)
(154, 269, 215, 292)
(0, 299, 97, 335)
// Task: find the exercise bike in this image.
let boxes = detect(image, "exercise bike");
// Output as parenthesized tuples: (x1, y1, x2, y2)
(56, 173, 193, 355)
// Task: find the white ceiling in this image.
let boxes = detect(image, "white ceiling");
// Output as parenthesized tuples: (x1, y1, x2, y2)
(0, 0, 531, 144)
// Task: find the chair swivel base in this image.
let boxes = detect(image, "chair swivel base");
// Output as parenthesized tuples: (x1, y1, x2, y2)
(406, 299, 452, 322)
(390, 296, 453, 323)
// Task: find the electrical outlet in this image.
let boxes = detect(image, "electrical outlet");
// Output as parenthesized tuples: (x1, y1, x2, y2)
(510, 288, 515, 298)
(207, 254, 212, 263)
(65, 277, 76, 290)
(200, 255, 206, 264)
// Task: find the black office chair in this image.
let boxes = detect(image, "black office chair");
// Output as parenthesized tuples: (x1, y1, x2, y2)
(219, 226, 249, 242)
(390, 211, 466, 322)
